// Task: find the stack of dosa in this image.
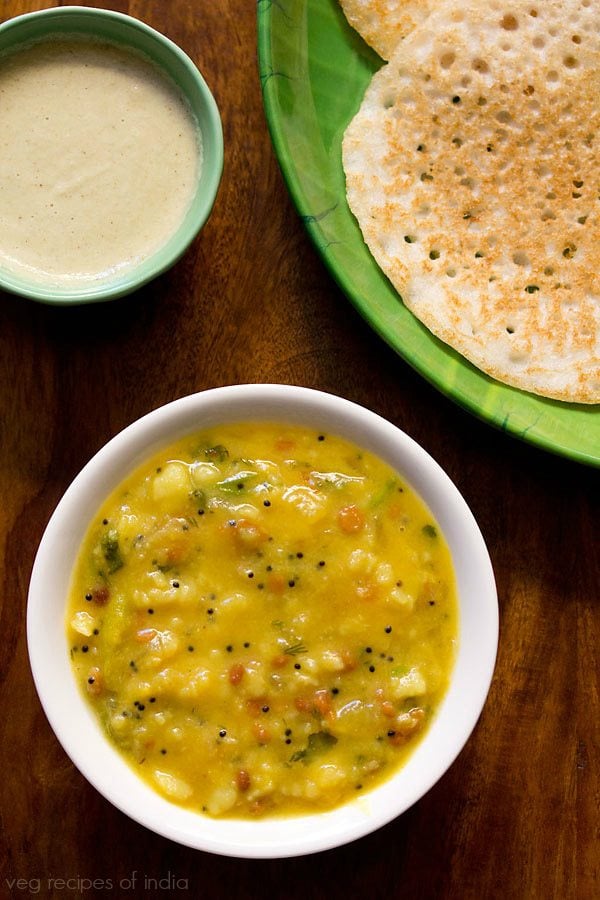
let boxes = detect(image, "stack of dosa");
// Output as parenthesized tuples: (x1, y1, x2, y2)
(342, 0, 600, 403)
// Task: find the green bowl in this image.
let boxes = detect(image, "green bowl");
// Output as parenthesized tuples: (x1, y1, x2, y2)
(0, 6, 223, 304)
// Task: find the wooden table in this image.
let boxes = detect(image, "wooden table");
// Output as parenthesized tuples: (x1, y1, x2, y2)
(1, 2, 597, 897)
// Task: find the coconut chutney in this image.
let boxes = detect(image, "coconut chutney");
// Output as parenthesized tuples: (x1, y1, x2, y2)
(0, 37, 201, 286)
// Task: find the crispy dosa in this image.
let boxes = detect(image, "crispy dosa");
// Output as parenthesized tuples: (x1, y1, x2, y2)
(343, 0, 600, 402)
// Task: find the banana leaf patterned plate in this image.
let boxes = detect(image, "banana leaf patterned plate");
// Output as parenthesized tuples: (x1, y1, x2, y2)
(257, 0, 599, 466)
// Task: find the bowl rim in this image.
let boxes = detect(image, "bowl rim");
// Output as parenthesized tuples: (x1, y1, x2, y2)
(0, 5, 224, 304)
(27, 384, 498, 857)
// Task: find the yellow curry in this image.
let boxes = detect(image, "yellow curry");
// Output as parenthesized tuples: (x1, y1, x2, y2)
(68, 423, 457, 817)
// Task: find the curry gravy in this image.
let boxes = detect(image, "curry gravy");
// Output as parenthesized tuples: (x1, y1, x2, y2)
(68, 424, 458, 817)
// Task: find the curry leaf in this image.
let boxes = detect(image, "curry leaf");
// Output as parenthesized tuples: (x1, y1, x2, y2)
(289, 731, 338, 765)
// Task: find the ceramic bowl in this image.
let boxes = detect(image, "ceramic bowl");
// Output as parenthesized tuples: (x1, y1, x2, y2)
(27, 384, 498, 857)
(0, 6, 223, 304)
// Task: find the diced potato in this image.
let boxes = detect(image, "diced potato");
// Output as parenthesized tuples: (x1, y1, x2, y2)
(319, 649, 345, 672)
(70, 611, 97, 637)
(314, 764, 346, 789)
(375, 562, 393, 584)
(206, 784, 238, 815)
(241, 663, 268, 695)
(244, 766, 275, 802)
(108, 712, 132, 735)
(302, 780, 319, 800)
(216, 503, 260, 522)
(347, 549, 376, 572)
(116, 512, 142, 545)
(179, 667, 212, 699)
(253, 459, 283, 485)
(359, 758, 383, 775)
(390, 666, 427, 699)
(132, 571, 195, 610)
(153, 770, 193, 801)
(152, 462, 190, 502)
(333, 698, 368, 736)
(190, 461, 219, 486)
(131, 569, 169, 605)
(387, 585, 415, 611)
(218, 591, 250, 616)
(145, 630, 180, 665)
(297, 656, 317, 674)
(281, 486, 327, 521)
(142, 667, 184, 700)
(167, 726, 184, 743)
(282, 781, 306, 799)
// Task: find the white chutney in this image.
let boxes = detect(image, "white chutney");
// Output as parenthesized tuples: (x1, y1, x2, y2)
(0, 39, 202, 286)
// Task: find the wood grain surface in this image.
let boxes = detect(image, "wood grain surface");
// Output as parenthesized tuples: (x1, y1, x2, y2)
(0, 2, 598, 898)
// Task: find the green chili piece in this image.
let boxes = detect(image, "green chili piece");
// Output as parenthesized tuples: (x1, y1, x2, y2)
(101, 528, 123, 574)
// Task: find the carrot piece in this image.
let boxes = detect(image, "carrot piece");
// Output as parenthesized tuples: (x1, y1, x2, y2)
(245, 697, 268, 715)
(381, 701, 396, 718)
(89, 586, 109, 606)
(338, 505, 366, 533)
(389, 707, 426, 744)
(164, 541, 188, 565)
(387, 502, 405, 520)
(135, 628, 158, 643)
(236, 770, 251, 792)
(275, 438, 296, 452)
(267, 573, 286, 594)
(271, 654, 289, 669)
(296, 691, 334, 721)
(252, 723, 271, 744)
(229, 663, 245, 685)
(224, 517, 268, 551)
(294, 696, 312, 713)
(314, 689, 334, 722)
(249, 796, 271, 816)
(341, 649, 358, 671)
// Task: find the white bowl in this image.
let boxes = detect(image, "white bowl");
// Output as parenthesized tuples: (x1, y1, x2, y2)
(27, 384, 498, 858)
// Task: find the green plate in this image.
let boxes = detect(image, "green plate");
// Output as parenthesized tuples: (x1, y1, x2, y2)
(257, 0, 600, 467)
